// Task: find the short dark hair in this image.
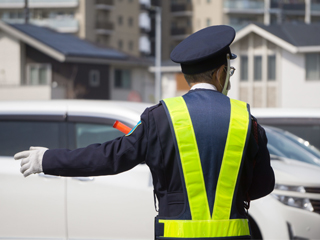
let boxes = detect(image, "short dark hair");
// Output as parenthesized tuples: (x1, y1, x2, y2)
(184, 69, 214, 86)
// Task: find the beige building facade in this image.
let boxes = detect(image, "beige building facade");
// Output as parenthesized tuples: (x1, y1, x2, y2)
(1, 0, 320, 60)
(0, 0, 152, 57)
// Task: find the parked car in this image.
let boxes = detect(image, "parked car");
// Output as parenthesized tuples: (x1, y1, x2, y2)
(252, 108, 320, 149)
(264, 126, 320, 167)
(0, 100, 155, 240)
(0, 100, 320, 240)
(249, 126, 320, 239)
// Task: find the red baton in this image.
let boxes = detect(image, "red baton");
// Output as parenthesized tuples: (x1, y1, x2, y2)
(113, 121, 132, 134)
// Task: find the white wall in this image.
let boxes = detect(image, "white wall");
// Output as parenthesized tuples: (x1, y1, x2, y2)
(0, 86, 51, 100)
(228, 43, 241, 100)
(0, 32, 21, 86)
(161, 73, 177, 99)
(281, 50, 320, 108)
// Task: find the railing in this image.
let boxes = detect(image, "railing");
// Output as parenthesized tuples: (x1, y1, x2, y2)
(224, 0, 264, 10)
(96, 21, 114, 30)
(151, 0, 160, 6)
(311, 2, 320, 11)
(0, 0, 78, 8)
(2, 18, 79, 33)
(95, 0, 114, 5)
(171, 27, 192, 36)
(171, 3, 192, 12)
(270, 0, 305, 11)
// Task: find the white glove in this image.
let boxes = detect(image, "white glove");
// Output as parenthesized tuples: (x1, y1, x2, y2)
(14, 146, 48, 177)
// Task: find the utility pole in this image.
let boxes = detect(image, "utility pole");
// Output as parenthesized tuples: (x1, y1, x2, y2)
(277, 0, 283, 24)
(24, 0, 29, 24)
(154, 6, 162, 103)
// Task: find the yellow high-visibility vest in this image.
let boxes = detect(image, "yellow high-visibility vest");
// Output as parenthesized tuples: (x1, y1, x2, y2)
(158, 96, 251, 239)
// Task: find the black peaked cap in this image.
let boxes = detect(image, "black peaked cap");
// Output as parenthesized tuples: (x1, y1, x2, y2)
(170, 25, 237, 74)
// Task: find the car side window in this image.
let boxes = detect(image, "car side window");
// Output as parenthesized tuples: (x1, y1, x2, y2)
(265, 127, 319, 165)
(0, 121, 65, 156)
(75, 123, 124, 148)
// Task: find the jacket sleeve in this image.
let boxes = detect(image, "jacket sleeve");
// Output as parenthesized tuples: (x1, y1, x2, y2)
(248, 122, 275, 200)
(42, 109, 150, 177)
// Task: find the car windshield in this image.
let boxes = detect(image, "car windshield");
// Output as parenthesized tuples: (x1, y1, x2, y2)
(264, 126, 320, 167)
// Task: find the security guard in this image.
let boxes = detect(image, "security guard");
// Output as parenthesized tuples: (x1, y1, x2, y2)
(14, 25, 274, 239)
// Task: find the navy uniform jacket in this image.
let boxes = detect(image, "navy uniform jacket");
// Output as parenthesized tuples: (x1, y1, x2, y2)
(43, 89, 275, 218)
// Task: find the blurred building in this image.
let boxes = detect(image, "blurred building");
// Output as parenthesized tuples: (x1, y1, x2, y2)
(160, 0, 320, 60)
(1, 0, 320, 106)
(0, 22, 154, 102)
(1, 0, 319, 60)
(230, 22, 320, 108)
(0, 0, 152, 57)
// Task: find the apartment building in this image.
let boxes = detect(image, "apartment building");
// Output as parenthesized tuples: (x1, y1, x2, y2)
(0, 0, 153, 57)
(160, 0, 320, 58)
(1, 0, 320, 106)
(2, 0, 319, 60)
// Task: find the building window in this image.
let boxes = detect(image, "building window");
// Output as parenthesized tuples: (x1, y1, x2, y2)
(118, 40, 123, 49)
(187, 18, 191, 27)
(254, 56, 262, 81)
(114, 69, 131, 89)
(129, 41, 134, 51)
(128, 17, 133, 27)
(206, 18, 211, 26)
(118, 16, 123, 25)
(27, 64, 51, 85)
(89, 70, 100, 87)
(306, 53, 320, 80)
(268, 55, 276, 81)
(240, 56, 248, 81)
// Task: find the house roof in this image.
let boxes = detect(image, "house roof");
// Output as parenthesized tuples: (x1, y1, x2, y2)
(234, 22, 320, 53)
(12, 23, 127, 59)
(0, 21, 151, 66)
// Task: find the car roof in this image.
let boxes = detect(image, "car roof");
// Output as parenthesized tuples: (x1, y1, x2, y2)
(251, 108, 320, 119)
(0, 100, 152, 125)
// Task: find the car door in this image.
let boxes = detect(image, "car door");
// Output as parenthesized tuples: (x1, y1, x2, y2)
(66, 119, 156, 240)
(0, 118, 68, 239)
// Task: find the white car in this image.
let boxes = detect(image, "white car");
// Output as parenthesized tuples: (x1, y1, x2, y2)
(0, 100, 319, 240)
(252, 108, 320, 150)
(0, 100, 155, 240)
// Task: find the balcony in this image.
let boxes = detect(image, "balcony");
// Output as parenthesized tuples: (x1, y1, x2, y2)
(171, 3, 192, 17)
(224, 0, 264, 14)
(270, 0, 305, 15)
(171, 26, 192, 40)
(140, 0, 150, 9)
(139, 12, 151, 33)
(95, 0, 114, 10)
(0, 0, 78, 9)
(96, 21, 114, 35)
(312, 3, 320, 12)
(139, 35, 151, 54)
(2, 18, 79, 33)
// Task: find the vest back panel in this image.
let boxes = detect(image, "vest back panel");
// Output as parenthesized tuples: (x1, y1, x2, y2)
(156, 89, 251, 239)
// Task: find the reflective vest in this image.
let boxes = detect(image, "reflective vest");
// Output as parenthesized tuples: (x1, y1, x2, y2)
(156, 93, 251, 239)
